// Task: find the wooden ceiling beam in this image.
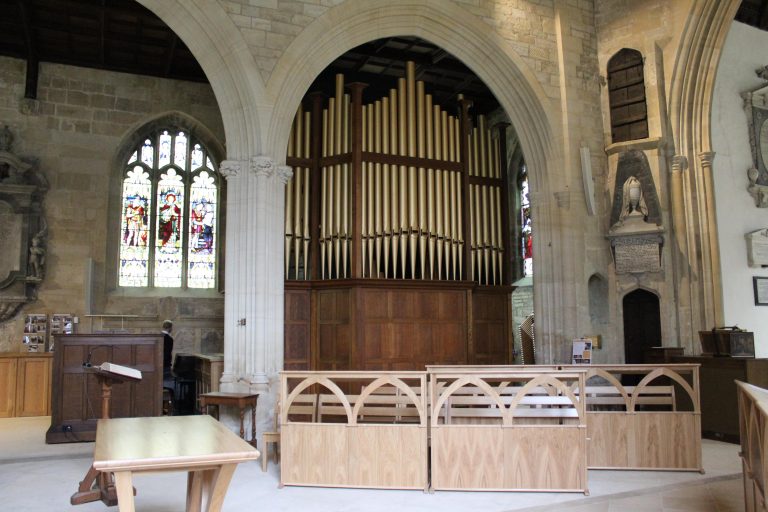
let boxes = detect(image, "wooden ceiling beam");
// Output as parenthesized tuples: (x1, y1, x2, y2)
(16, 0, 38, 99)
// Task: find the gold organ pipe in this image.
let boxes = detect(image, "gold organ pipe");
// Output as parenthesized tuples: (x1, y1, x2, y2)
(406, 63, 417, 278)
(454, 116, 463, 279)
(416, 80, 426, 279)
(489, 184, 497, 284)
(425, 94, 434, 280)
(443, 113, 453, 279)
(468, 184, 475, 281)
(383, 95, 392, 279)
(341, 92, 350, 278)
(472, 123, 480, 180)
(327, 99, 336, 279)
(374, 100, 383, 278)
(366, 103, 376, 277)
(321, 107, 329, 279)
(303, 110, 311, 279)
(293, 108, 304, 279)
(389, 89, 399, 279)
(452, 117, 461, 280)
(434, 106, 444, 279)
(397, 77, 407, 278)
(479, 115, 487, 179)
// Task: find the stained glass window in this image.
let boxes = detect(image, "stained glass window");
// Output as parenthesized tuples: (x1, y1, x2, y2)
(519, 166, 532, 277)
(118, 128, 219, 289)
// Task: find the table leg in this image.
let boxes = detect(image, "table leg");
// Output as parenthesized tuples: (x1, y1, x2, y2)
(200, 464, 237, 512)
(187, 471, 204, 512)
(113, 471, 135, 512)
(239, 407, 245, 440)
(251, 404, 256, 447)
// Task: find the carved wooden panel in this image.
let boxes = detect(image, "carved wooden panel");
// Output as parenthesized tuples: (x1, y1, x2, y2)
(471, 289, 512, 364)
(284, 287, 311, 370)
(316, 288, 352, 370)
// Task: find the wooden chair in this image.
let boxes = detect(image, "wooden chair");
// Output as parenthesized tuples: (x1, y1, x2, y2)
(261, 393, 318, 472)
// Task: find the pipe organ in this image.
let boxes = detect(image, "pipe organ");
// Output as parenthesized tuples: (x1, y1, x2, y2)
(284, 61, 515, 372)
(284, 62, 511, 286)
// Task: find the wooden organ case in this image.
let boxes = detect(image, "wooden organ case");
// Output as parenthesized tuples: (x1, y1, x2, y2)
(284, 62, 515, 371)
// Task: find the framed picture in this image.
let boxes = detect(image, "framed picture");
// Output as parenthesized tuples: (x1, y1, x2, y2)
(755, 276, 768, 306)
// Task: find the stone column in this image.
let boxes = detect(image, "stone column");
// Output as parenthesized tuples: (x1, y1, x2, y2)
(219, 155, 291, 435)
(669, 155, 691, 350)
(218, 159, 247, 386)
(698, 151, 722, 326)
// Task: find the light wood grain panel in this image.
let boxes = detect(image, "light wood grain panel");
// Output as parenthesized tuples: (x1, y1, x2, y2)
(15, 356, 51, 417)
(281, 424, 348, 486)
(0, 357, 17, 418)
(633, 413, 701, 469)
(348, 425, 427, 488)
(504, 426, 586, 491)
(587, 413, 630, 468)
(431, 426, 504, 489)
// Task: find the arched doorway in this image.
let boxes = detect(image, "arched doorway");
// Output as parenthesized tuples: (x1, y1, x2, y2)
(622, 289, 661, 364)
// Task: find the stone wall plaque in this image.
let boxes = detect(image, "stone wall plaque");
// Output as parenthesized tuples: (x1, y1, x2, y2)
(746, 229, 768, 267)
(612, 235, 662, 274)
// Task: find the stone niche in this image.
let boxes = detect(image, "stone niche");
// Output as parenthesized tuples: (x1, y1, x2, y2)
(606, 151, 664, 275)
(0, 126, 48, 322)
(744, 76, 768, 207)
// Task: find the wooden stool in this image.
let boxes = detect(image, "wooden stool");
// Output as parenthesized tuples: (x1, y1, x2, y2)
(199, 392, 259, 446)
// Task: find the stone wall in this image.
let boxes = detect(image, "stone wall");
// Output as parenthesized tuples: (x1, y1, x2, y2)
(0, 56, 225, 354)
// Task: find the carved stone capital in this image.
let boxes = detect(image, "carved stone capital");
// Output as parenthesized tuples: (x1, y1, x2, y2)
(670, 155, 688, 174)
(219, 160, 244, 180)
(698, 152, 716, 168)
(250, 156, 275, 178)
(276, 165, 293, 184)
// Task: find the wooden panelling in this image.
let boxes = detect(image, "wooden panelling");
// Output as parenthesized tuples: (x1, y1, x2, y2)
(285, 287, 312, 370)
(0, 357, 17, 418)
(737, 381, 768, 512)
(46, 334, 163, 444)
(15, 356, 51, 417)
(285, 280, 512, 372)
(348, 426, 427, 488)
(282, 423, 349, 486)
(633, 413, 701, 470)
(0, 354, 53, 418)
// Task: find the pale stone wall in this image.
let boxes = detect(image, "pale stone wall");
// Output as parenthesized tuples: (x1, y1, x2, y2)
(0, 56, 225, 354)
(712, 22, 768, 357)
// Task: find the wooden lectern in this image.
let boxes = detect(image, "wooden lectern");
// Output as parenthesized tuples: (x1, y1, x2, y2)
(71, 364, 141, 506)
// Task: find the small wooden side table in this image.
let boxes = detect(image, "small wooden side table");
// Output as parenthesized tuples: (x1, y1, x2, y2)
(199, 392, 259, 447)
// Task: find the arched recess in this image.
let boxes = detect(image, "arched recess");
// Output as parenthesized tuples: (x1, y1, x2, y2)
(667, 0, 741, 334)
(265, 0, 563, 359)
(136, 0, 268, 159)
(622, 288, 661, 365)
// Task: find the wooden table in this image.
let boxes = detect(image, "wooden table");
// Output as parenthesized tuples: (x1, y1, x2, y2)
(199, 392, 258, 446)
(92, 415, 259, 512)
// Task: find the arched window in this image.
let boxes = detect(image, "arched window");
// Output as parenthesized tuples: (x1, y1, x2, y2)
(118, 128, 220, 289)
(607, 49, 648, 143)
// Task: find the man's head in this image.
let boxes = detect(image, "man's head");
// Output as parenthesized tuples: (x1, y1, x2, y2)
(162, 320, 173, 332)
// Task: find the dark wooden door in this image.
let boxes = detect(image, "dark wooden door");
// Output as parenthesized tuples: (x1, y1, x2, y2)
(622, 289, 661, 364)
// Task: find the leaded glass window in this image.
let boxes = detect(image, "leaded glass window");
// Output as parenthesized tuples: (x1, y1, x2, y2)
(118, 129, 219, 288)
(519, 166, 532, 277)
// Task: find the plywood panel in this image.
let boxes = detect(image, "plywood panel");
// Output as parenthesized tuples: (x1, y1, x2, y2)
(281, 424, 348, 486)
(633, 413, 700, 469)
(348, 425, 427, 488)
(431, 426, 504, 489)
(587, 413, 630, 468)
(505, 427, 586, 491)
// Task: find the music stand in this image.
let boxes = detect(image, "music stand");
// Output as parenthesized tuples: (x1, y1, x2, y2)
(71, 364, 141, 506)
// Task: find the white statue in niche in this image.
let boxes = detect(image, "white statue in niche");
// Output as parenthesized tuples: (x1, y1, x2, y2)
(610, 175, 659, 236)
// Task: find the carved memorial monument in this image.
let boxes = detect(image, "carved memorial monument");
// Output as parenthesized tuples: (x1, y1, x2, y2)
(606, 151, 664, 274)
(743, 68, 768, 208)
(0, 126, 48, 321)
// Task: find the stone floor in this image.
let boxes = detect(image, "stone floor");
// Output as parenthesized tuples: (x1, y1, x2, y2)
(0, 416, 745, 511)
